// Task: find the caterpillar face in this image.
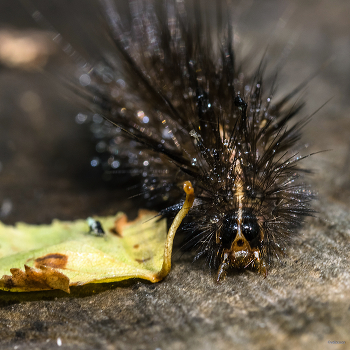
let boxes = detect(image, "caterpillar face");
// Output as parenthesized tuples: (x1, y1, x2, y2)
(217, 210, 265, 281)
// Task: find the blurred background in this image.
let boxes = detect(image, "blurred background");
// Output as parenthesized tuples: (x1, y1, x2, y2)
(0, 0, 349, 225)
(0, 2, 349, 350)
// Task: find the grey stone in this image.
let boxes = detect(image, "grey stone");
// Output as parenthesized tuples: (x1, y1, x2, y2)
(0, 0, 349, 349)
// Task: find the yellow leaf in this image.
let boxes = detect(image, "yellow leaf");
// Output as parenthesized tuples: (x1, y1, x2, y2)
(0, 211, 166, 292)
(0, 180, 195, 293)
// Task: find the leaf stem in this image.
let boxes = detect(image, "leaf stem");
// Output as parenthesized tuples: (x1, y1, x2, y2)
(155, 181, 195, 281)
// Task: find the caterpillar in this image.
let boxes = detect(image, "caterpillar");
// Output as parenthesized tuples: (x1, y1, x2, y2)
(26, 0, 316, 281)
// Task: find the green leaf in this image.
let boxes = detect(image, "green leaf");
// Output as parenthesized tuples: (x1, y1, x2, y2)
(0, 211, 167, 293)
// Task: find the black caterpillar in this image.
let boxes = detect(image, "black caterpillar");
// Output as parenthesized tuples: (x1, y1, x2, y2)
(28, 0, 316, 281)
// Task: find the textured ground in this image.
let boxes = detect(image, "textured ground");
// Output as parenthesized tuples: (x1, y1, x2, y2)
(0, 0, 349, 349)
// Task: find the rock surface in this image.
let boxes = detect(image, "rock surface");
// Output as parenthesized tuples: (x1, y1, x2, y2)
(0, 0, 349, 349)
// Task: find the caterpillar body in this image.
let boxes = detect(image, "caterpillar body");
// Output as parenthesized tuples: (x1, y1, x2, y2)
(29, 0, 315, 281)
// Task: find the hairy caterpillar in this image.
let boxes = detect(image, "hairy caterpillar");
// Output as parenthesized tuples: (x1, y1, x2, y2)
(26, 0, 316, 281)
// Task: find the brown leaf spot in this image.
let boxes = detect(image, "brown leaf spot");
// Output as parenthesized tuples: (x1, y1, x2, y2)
(133, 244, 139, 249)
(112, 210, 158, 237)
(135, 257, 151, 264)
(34, 253, 68, 269)
(109, 227, 119, 236)
(112, 214, 128, 237)
(0, 265, 70, 293)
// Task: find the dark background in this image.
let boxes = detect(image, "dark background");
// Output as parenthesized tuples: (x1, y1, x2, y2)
(0, 1, 349, 349)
